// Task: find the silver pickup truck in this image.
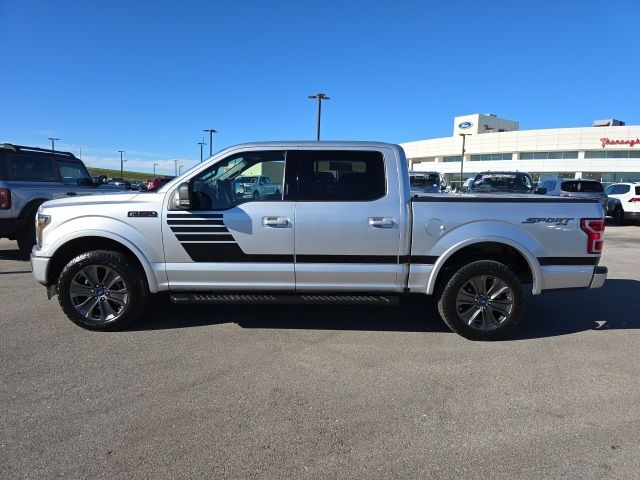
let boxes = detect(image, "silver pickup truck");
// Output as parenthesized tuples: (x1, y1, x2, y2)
(31, 142, 607, 340)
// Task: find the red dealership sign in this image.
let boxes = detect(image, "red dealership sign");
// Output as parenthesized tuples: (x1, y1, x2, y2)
(600, 137, 640, 148)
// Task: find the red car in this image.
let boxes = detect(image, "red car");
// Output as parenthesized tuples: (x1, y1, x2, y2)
(146, 177, 173, 191)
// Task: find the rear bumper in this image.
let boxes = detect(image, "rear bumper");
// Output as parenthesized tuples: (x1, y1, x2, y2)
(540, 264, 607, 292)
(589, 266, 608, 289)
(625, 211, 640, 220)
(0, 218, 28, 238)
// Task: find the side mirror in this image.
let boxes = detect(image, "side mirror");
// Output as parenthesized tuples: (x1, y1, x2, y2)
(535, 187, 547, 195)
(172, 182, 192, 210)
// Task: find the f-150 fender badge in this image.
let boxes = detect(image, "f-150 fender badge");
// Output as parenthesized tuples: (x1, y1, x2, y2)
(522, 217, 574, 226)
(128, 211, 158, 217)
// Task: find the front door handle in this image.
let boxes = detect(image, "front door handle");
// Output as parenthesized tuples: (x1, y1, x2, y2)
(66, 192, 77, 197)
(263, 216, 290, 228)
(368, 217, 395, 228)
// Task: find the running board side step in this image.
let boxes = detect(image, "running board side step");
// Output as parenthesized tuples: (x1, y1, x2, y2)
(170, 293, 399, 306)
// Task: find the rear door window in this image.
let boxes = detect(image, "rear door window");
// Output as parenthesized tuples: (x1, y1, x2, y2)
(292, 150, 386, 201)
(8, 154, 57, 181)
(560, 181, 604, 193)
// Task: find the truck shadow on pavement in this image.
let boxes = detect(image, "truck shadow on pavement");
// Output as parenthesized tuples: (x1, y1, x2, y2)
(133, 279, 640, 340)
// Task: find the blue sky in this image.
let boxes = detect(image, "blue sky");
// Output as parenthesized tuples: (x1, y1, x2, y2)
(1, 0, 639, 174)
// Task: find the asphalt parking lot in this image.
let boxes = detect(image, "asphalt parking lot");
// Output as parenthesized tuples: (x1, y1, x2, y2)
(1, 224, 639, 479)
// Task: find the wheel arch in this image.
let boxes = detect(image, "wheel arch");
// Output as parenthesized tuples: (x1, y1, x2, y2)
(426, 237, 543, 295)
(46, 233, 160, 293)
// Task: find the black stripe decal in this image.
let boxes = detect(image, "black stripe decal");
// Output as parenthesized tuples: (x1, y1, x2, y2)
(537, 256, 600, 266)
(296, 255, 399, 264)
(170, 226, 229, 233)
(168, 220, 225, 225)
(167, 213, 223, 218)
(176, 234, 235, 242)
(182, 243, 293, 263)
(412, 196, 600, 204)
(408, 255, 439, 264)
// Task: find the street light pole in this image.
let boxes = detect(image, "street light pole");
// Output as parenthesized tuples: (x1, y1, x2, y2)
(459, 134, 468, 194)
(174, 159, 179, 176)
(48, 137, 60, 156)
(153, 163, 158, 175)
(198, 141, 206, 162)
(308, 93, 330, 141)
(118, 150, 126, 181)
(203, 129, 217, 157)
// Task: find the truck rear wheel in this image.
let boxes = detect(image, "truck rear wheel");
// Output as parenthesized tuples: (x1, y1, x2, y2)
(57, 250, 149, 331)
(438, 260, 523, 340)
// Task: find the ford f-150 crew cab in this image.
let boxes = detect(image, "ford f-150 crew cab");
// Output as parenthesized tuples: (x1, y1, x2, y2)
(31, 142, 608, 340)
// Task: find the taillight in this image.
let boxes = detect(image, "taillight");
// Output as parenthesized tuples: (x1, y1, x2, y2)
(580, 218, 605, 254)
(0, 188, 10, 209)
(629, 197, 640, 203)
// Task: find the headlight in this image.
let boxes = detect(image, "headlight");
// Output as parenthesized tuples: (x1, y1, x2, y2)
(36, 214, 51, 247)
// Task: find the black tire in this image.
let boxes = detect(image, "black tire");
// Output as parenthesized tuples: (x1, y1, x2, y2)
(438, 260, 524, 341)
(614, 205, 625, 225)
(252, 191, 260, 199)
(57, 250, 149, 331)
(16, 219, 36, 257)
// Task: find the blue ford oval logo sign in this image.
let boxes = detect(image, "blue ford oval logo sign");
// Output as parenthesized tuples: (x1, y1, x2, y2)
(458, 121, 473, 129)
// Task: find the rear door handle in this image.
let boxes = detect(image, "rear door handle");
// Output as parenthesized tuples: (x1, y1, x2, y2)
(368, 217, 395, 228)
(263, 216, 290, 228)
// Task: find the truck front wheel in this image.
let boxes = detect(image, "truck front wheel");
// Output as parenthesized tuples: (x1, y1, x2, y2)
(438, 260, 523, 341)
(57, 250, 149, 331)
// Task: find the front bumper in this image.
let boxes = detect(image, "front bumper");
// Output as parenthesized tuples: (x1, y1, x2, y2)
(0, 218, 28, 238)
(31, 251, 50, 286)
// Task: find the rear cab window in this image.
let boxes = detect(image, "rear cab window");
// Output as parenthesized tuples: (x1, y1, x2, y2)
(472, 173, 533, 192)
(291, 150, 386, 201)
(410, 173, 440, 187)
(560, 181, 604, 193)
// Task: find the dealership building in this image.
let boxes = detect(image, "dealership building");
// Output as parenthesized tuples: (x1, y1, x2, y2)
(401, 113, 640, 188)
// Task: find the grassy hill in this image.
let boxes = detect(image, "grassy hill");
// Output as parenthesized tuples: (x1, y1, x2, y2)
(87, 167, 160, 182)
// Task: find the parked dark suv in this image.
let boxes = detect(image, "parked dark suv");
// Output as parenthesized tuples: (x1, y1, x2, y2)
(468, 171, 535, 194)
(0, 143, 123, 255)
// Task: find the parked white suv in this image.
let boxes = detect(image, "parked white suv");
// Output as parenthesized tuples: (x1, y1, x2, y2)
(605, 182, 640, 224)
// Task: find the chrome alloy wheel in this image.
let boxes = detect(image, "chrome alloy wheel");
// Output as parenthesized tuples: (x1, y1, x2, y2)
(68, 265, 129, 323)
(455, 275, 514, 332)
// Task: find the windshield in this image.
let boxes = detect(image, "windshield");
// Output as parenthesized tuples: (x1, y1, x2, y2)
(472, 173, 533, 192)
(410, 173, 440, 187)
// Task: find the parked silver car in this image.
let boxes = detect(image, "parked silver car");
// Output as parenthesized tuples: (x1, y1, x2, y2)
(535, 179, 607, 214)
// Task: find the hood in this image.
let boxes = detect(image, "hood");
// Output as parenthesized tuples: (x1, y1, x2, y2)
(41, 192, 140, 209)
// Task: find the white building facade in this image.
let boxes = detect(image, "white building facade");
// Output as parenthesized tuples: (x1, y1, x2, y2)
(402, 114, 640, 188)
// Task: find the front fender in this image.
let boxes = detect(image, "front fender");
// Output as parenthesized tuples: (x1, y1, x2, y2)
(424, 221, 544, 295)
(42, 218, 163, 293)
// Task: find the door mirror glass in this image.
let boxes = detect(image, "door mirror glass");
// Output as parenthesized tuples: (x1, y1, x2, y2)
(171, 182, 192, 210)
